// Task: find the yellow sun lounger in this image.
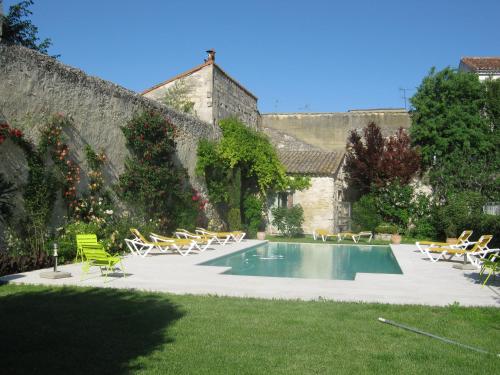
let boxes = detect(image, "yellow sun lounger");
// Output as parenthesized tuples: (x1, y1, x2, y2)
(313, 229, 340, 242)
(416, 230, 473, 254)
(423, 235, 493, 264)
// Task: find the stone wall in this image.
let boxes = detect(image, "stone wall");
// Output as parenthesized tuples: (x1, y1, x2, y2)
(213, 65, 259, 129)
(293, 177, 335, 234)
(0, 45, 220, 191)
(142, 64, 215, 128)
(268, 176, 335, 235)
(261, 110, 411, 152)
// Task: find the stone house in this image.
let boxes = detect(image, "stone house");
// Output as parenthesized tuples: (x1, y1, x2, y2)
(267, 150, 348, 235)
(143, 51, 412, 234)
(142, 50, 260, 129)
(459, 57, 500, 81)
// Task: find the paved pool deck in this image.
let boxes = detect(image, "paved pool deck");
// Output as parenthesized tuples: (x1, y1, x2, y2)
(1, 241, 499, 307)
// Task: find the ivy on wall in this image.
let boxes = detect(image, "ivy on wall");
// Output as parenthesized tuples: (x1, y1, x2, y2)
(197, 118, 310, 235)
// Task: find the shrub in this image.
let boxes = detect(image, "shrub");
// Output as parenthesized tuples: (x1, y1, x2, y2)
(435, 191, 486, 238)
(352, 194, 381, 232)
(228, 208, 242, 231)
(271, 205, 304, 238)
(375, 223, 398, 235)
(242, 194, 264, 238)
(118, 110, 200, 231)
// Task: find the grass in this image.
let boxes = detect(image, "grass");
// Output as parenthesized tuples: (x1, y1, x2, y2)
(1, 283, 498, 374)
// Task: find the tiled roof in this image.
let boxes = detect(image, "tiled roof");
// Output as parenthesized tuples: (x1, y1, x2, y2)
(460, 57, 500, 72)
(278, 151, 344, 176)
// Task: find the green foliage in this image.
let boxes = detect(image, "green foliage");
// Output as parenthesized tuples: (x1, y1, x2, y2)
(162, 80, 196, 115)
(375, 223, 398, 235)
(372, 181, 413, 232)
(352, 194, 382, 232)
(410, 67, 498, 199)
(1, 0, 53, 55)
(197, 118, 310, 229)
(484, 78, 500, 127)
(0, 173, 15, 223)
(355, 181, 434, 235)
(467, 214, 500, 248)
(118, 110, 202, 231)
(242, 194, 264, 237)
(434, 191, 486, 238)
(227, 208, 242, 231)
(271, 204, 304, 237)
(217, 118, 291, 193)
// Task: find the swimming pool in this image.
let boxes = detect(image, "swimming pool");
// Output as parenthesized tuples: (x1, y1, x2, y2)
(200, 242, 402, 280)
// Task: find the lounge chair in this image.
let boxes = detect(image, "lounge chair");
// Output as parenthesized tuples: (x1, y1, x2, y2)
(313, 229, 340, 242)
(196, 228, 246, 245)
(339, 231, 373, 243)
(125, 228, 175, 257)
(76, 233, 99, 262)
(175, 229, 216, 248)
(81, 243, 125, 282)
(422, 235, 493, 264)
(416, 230, 473, 254)
(150, 232, 211, 255)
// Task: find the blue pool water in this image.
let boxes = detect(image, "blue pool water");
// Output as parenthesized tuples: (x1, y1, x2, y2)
(200, 242, 402, 280)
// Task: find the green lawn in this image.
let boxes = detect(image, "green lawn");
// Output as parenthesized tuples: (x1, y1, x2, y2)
(1, 284, 498, 374)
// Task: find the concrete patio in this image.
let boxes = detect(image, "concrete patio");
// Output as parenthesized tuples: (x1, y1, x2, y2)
(1, 241, 499, 307)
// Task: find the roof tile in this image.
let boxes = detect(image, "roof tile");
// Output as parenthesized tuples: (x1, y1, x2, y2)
(278, 151, 344, 176)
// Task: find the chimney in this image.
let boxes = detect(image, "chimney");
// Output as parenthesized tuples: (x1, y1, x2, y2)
(205, 49, 215, 63)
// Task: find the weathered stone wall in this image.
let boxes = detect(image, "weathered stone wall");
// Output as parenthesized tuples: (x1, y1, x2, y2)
(213, 65, 259, 129)
(142, 64, 215, 127)
(0, 45, 220, 193)
(261, 110, 411, 152)
(268, 177, 335, 235)
(293, 177, 335, 234)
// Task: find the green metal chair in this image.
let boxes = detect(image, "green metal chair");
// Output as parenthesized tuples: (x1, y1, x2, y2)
(480, 252, 499, 286)
(75, 234, 99, 263)
(81, 244, 125, 282)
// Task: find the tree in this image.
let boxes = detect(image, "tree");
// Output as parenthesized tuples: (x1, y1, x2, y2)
(344, 122, 420, 195)
(410, 67, 499, 199)
(1, 0, 53, 55)
(162, 80, 196, 115)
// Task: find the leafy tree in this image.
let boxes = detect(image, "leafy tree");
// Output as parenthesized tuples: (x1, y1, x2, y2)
(344, 122, 420, 195)
(410, 67, 491, 166)
(410, 67, 499, 199)
(1, 0, 53, 55)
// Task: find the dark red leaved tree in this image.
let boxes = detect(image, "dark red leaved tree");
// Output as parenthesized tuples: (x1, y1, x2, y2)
(344, 122, 420, 194)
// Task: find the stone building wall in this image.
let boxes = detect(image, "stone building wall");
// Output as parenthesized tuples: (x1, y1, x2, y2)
(213, 65, 259, 129)
(142, 64, 215, 127)
(0, 45, 220, 188)
(268, 176, 335, 235)
(261, 110, 411, 152)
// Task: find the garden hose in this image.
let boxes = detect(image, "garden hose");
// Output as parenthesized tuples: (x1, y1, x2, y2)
(378, 317, 499, 357)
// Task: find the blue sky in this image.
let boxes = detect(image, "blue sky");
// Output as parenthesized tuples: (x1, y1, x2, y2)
(4, 0, 500, 113)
